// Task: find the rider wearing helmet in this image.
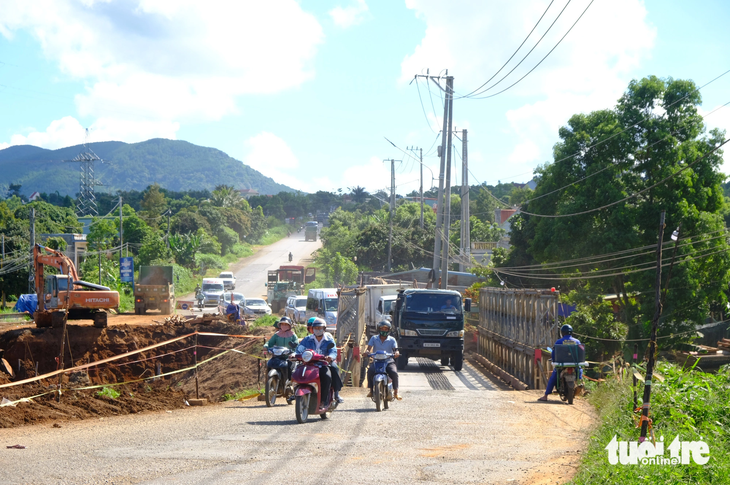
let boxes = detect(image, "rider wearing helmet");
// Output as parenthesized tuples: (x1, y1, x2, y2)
(538, 324, 582, 402)
(296, 318, 344, 405)
(264, 317, 299, 382)
(365, 321, 401, 400)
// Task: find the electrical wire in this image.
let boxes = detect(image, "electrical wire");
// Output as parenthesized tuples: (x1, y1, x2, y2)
(519, 137, 730, 218)
(415, 77, 438, 134)
(460, 0, 557, 98)
(467, 0, 595, 100)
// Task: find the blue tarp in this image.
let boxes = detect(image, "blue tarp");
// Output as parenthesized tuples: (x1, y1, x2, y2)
(13, 294, 38, 314)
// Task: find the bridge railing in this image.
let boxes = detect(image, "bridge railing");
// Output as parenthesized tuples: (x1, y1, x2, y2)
(477, 288, 558, 389)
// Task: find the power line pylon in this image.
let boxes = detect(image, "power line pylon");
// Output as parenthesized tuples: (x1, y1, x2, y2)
(64, 130, 105, 217)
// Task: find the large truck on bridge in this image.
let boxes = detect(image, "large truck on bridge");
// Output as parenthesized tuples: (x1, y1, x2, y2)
(391, 288, 471, 371)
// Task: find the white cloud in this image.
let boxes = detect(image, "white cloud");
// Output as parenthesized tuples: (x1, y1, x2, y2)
(701, 104, 730, 173)
(329, 0, 369, 28)
(244, 132, 308, 191)
(4, 116, 178, 150)
(341, 156, 395, 193)
(401, 0, 656, 167)
(0, 0, 325, 142)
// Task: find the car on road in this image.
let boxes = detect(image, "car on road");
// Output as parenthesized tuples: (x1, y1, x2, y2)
(285, 295, 308, 323)
(218, 271, 236, 290)
(243, 298, 272, 317)
(217, 292, 245, 315)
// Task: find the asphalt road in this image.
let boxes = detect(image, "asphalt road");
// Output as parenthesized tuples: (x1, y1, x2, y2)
(0, 358, 594, 485)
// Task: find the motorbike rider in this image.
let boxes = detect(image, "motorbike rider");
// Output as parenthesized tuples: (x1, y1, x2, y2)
(365, 321, 401, 400)
(296, 318, 344, 406)
(288, 251, 293, 262)
(264, 317, 299, 382)
(538, 324, 582, 402)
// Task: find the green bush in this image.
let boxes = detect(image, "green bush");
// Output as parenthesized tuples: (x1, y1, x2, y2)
(195, 253, 227, 272)
(569, 362, 729, 484)
(96, 386, 121, 399)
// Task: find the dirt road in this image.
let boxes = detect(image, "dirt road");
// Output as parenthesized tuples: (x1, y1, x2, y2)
(0, 357, 594, 484)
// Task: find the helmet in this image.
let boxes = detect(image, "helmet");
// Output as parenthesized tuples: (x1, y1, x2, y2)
(310, 317, 326, 328)
(377, 320, 392, 331)
(278, 317, 292, 327)
(307, 317, 317, 325)
(560, 324, 573, 337)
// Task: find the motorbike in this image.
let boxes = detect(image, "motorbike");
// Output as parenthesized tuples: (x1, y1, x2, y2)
(292, 342, 338, 423)
(288, 252, 293, 262)
(195, 291, 205, 311)
(367, 351, 395, 412)
(548, 344, 588, 405)
(297, 226, 302, 233)
(265, 345, 297, 407)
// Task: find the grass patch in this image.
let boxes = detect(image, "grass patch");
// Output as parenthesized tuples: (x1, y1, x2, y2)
(258, 225, 289, 246)
(250, 314, 278, 329)
(223, 387, 263, 401)
(96, 386, 121, 399)
(569, 361, 730, 484)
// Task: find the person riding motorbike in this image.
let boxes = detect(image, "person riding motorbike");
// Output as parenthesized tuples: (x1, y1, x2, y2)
(264, 317, 299, 382)
(538, 324, 582, 402)
(296, 318, 344, 405)
(288, 251, 293, 262)
(365, 321, 401, 400)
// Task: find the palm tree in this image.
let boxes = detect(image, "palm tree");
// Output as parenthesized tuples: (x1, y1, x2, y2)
(350, 185, 368, 204)
(211, 185, 242, 208)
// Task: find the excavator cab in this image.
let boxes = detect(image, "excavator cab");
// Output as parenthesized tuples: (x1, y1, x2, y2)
(43, 275, 71, 310)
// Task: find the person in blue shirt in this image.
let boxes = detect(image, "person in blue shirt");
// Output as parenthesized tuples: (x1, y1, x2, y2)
(225, 294, 243, 325)
(366, 321, 401, 400)
(440, 298, 457, 311)
(538, 324, 582, 402)
(296, 318, 343, 406)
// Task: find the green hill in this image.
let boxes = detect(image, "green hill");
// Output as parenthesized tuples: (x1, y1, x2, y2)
(0, 138, 294, 196)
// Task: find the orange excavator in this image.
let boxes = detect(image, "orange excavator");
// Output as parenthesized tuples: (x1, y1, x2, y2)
(33, 244, 120, 328)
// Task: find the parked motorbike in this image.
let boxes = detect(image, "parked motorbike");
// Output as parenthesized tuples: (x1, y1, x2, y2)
(548, 344, 588, 405)
(265, 345, 297, 407)
(292, 342, 338, 423)
(366, 351, 395, 412)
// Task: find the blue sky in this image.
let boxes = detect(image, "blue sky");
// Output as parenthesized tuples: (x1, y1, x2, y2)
(1, 0, 729, 195)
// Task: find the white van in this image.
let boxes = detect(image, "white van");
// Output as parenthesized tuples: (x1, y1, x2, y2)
(201, 278, 226, 306)
(306, 288, 339, 332)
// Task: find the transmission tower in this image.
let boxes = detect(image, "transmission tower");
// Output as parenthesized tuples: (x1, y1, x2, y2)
(64, 130, 105, 217)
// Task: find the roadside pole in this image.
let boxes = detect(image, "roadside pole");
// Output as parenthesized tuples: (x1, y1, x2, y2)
(439, 78, 454, 289)
(640, 211, 665, 441)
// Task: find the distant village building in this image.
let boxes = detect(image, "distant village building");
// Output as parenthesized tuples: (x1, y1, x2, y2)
(40, 233, 87, 269)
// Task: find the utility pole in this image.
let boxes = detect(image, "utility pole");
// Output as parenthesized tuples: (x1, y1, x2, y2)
(118, 195, 123, 261)
(28, 208, 35, 293)
(439, 87, 454, 290)
(418, 148, 424, 229)
(460, 129, 470, 272)
(428, 75, 453, 286)
(165, 209, 171, 249)
(383, 159, 401, 272)
(640, 211, 665, 442)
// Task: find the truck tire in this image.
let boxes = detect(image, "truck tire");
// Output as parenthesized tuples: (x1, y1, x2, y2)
(451, 352, 463, 372)
(440, 356, 450, 366)
(396, 353, 408, 370)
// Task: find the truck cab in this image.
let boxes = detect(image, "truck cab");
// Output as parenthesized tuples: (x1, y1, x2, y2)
(392, 289, 471, 371)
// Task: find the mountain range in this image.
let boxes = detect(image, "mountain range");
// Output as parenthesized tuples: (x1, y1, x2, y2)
(0, 138, 294, 196)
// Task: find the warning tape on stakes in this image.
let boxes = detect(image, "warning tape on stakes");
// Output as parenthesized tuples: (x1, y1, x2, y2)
(0, 331, 261, 390)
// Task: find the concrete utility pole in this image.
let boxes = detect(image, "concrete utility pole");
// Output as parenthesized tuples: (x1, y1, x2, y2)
(119, 195, 123, 261)
(431, 75, 453, 285)
(460, 129, 470, 272)
(407, 146, 425, 230)
(439, 87, 454, 290)
(383, 159, 401, 272)
(165, 209, 171, 249)
(28, 208, 35, 293)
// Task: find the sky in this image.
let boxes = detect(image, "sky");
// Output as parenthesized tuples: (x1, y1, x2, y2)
(1, 0, 729, 196)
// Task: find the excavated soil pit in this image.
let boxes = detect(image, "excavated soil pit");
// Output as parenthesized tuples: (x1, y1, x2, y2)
(0, 317, 273, 428)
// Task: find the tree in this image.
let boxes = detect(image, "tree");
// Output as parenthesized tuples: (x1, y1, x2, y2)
(140, 184, 167, 228)
(169, 233, 201, 268)
(473, 186, 500, 223)
(350, 186, 368, 204)
(505, 76, 730, 344)
(216, 226, 239, 255)
(211, 185, 243, 208)
(137, 231, 173, 266)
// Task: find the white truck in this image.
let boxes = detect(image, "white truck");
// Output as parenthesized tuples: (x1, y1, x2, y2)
(363, 284, 412, 337)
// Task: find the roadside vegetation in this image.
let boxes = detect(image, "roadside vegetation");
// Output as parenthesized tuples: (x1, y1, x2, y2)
(569, 362, 729, 484)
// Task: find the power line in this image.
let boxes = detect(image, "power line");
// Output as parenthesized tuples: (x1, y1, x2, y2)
(461, 0, 557, 98)
(467, 0, 595, 100)
(519, 137, 730, 218)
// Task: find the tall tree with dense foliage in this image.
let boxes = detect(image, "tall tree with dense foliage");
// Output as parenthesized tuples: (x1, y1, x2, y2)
(503, 76, 730, 341)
